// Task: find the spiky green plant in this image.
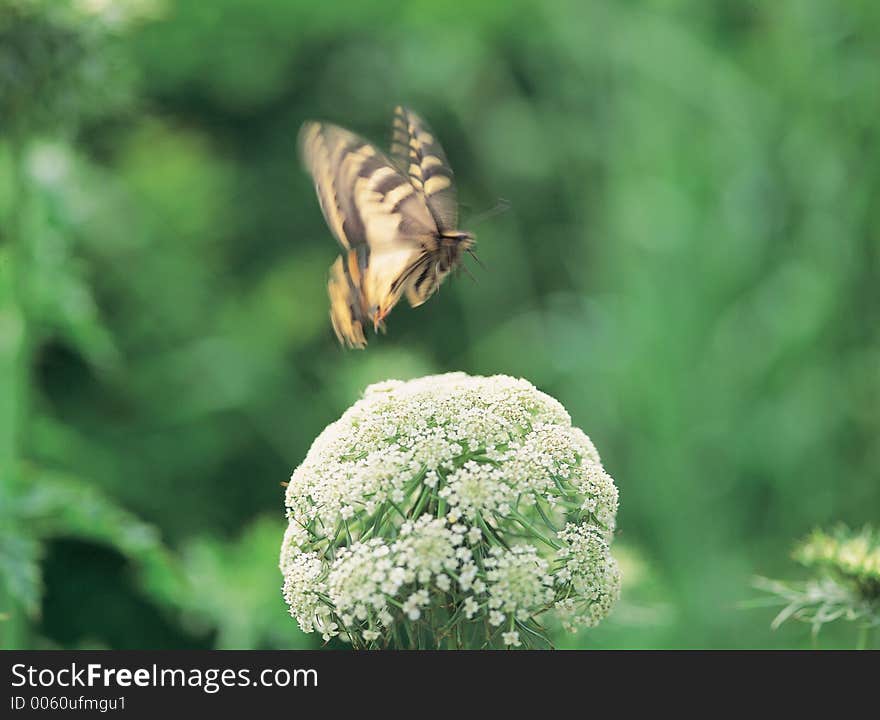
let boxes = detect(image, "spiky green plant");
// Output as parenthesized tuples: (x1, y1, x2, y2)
(754, 526, 880, 649)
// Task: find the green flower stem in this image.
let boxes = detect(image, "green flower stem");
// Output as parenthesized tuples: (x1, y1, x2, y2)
(533, 500, 560, 532)
(410, 484, 431, 519)
(516, 618, 553, 648)
(437, 605, 466, 638)
(509, 511, 561, 550)
(477, 515, 510, 550)
(387, 500, 408, 521)
(357, 504, 389, 541)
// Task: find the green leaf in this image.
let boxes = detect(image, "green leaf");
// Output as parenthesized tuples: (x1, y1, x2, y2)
(24, 146, 120, 370)
(14, 467, 185, 607)
(0, 529, 41, 618)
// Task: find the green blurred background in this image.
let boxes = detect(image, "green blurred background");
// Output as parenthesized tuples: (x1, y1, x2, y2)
(1, 0, 878, 650)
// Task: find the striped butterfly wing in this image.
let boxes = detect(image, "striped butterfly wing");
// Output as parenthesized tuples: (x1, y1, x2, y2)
(390, 106, 458, 233)
(327, 253, 369, 349)
(299, 121, 439, 347)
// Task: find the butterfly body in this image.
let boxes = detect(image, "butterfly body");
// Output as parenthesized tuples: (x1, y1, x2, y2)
(300, 106, 472, 348)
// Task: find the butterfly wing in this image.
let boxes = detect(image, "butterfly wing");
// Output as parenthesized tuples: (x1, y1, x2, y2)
(327, 254, 368, 349)
(390, 106, 458, 233)
(299, 121, 440, 346)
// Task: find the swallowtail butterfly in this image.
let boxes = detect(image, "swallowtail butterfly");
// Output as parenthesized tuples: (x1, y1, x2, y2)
(299, 106, 474, 348)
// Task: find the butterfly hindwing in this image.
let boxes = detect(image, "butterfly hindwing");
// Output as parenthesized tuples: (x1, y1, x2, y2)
(327, 252, 368, 349)
(390, 106, 458, 233)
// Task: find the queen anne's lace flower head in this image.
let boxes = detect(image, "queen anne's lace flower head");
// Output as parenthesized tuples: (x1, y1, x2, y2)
(280, 372, 621, 648)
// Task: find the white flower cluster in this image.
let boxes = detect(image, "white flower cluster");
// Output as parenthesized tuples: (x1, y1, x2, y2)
(280, 372, 621, 648)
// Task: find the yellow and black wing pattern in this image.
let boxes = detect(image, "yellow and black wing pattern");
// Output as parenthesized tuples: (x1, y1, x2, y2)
(390, 105, 458, 233)
(299, 110, 471, 348)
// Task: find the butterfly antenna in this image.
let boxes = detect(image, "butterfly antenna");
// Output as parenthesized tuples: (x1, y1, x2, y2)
(459, 261, 477, 283)
(466, 248, 486, 271)
(468, 198, 511, 227)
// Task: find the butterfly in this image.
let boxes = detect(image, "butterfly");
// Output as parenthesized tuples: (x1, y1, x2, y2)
(299, 106, 474, 348)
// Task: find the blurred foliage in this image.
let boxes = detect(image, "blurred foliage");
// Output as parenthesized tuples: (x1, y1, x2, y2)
(1, 0, 879, 649)
(752, 526, 880, 649)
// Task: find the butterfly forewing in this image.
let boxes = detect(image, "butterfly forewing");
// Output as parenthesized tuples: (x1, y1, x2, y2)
(390, 106, 458, 232)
